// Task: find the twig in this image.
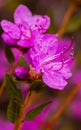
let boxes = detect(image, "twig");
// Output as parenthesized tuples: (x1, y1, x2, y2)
(57, 2, 76, 39)
(14, 91, 32, 130)
(45, 82, 81, 130)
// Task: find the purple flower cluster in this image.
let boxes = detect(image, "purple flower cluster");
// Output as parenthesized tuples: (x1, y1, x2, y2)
(1, 4, 73, 90)
(1, 4, 50, 48)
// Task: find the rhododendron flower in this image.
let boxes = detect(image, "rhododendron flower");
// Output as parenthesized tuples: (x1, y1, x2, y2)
(1, 4, 50, 48)
(29, 34, 73, 90)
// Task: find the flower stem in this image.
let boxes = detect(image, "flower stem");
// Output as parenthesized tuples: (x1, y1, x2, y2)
(45, 82, 81, 130)
(0, 61, 19, 96)
(58, 2, 76, 39)
(14, 91, 32, 130)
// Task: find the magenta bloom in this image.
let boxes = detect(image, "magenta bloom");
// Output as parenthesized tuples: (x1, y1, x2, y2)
(1, 4, 50, 48)
(29, 34, 73, 90)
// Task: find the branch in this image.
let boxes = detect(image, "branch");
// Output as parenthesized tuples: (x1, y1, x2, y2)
(58, 2, 76, 39)
(14, 91, 32, 130)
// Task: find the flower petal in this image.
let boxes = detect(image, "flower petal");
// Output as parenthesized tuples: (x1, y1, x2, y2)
(29, 15, 50, 33)
(1, 33, 16, 47)
(1, 20, 20, 39)
(60, 65, 72, 79)
(43, 62, 72, 79)
(32, 34, 58, 56)
(17, 39, 33, 48)
(42, 71, 67, 90)
(14, 4, 32, 24)
(41, 34, 58, 56)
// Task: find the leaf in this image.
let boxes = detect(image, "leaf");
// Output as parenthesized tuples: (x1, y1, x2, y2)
(4, 46, 15, 64)
(5, 74, 22, 102)
(26, 101, 52, 120)
(30, 79, 46, 93)
(47, 10, 56, 33)
(66, 13, 81, 32)
(18, 55, 29, 69)
(7, 99, 21, 123)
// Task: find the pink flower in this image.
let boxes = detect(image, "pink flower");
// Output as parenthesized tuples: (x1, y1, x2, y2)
(1, 4, 50, 48)
(29, 34, 73, 90)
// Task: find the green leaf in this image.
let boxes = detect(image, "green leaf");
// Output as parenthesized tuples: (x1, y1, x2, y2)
(7, 99, 21, 123)
(66, 13, 81, 32)
(26, 101, 52, 120)
(5, 74, 22, 102)
(29, 79, 46, 93)
(4, 46, 15, 64)
(47, 10, 56, 33)
(18, 55, 29, 69)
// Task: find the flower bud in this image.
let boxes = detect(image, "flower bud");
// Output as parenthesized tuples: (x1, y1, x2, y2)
(14, 67, 29, 80)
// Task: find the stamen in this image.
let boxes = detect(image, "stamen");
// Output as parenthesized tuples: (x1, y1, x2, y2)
(70, 52, 73, 57)
(52, 57, 73, 72)
(41, 53, 62, 65)
(60, 36, 74, 55)
(41, 37, 74, 65)
(53, 53, 64, 71)
(40, 37, 74, 72)
(64, 57, 73, 64)
(54, 60, 64, 71)
(42, 61, 64, 71)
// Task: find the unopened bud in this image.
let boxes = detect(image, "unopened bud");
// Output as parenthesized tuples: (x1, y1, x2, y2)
(14, 67, 29, 80)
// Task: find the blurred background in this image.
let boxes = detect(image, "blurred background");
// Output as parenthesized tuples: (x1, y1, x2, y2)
(0, 0, 81, 130)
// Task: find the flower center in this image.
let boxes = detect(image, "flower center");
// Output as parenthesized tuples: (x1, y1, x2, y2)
(19, 24, 32, 40)
(25, 29, 32, 40)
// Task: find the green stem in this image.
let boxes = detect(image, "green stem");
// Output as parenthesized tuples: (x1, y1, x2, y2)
(14, 91, 32, 130)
